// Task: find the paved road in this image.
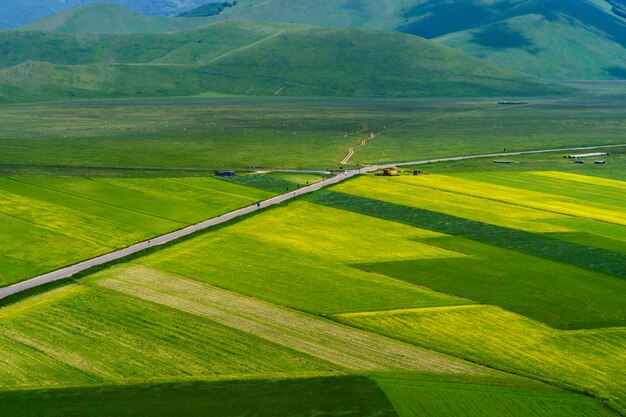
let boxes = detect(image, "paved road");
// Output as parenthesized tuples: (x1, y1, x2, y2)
(1, 143, 624, 300)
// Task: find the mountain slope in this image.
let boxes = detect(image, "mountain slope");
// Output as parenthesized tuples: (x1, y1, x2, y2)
(0, 20, 566, 103)
(215, 0, 626, 80)
(16, 0, 626, 80)
(0, 0, 209, 29)
(436, 0, 626, 80)
(21, 3, 212, 34)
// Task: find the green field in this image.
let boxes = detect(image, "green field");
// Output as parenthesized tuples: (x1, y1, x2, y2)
(379, 375, 617, 417)
(135, 201, 467, 314)
(1, 3, 625, 415)
(0, 377, 398, 417)
(0, 284, 336, 388)
(91, 265, 476, 375)
(0, 176, 273, 287)
(314, 174, 626, 329)
(337, 306, 626, 415)
(1, 95, 626, 173)
(0, 163, 624, 415)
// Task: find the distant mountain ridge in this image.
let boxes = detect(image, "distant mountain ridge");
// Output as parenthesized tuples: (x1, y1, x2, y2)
(12, 0, 626, 80)
(0, 18, 566, 103)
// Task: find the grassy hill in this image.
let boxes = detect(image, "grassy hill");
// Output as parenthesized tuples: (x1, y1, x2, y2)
(15, 1, 626, 79)
(213, 0, 626, 80)
(21, 3, 212, 34)
(0, 20, 565, 103)
(437, 0, 626, 80)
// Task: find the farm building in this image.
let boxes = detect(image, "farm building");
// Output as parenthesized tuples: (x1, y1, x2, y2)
(565, 152, 610, 159)
(381, 168, 400, 176)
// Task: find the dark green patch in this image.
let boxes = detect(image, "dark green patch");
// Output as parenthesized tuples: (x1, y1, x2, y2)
(471, 24, 535, 50)
(220, 174, 299, 193)
(307, 191, 626, 280)
(606, 66, 626, 79)
(400, 1, 495, 39)
(354, 236, 626, 329)
(378, 375, 617, 417)
(0, 376, 397, 417)
(178, 2, 235, 17)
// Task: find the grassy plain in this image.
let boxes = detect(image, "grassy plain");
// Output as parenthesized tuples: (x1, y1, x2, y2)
(0, 176, 272, 287)
(0, 376, 398, 417)
(1, 95, 626, 172)
(337, 306, 626, 415)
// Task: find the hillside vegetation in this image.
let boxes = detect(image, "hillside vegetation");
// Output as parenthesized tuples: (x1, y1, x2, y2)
(0, 0, 208, 29)
(17, 1, 626, 80)
(22, 3, 212, 34)
(213, 0, 626, 80)
(437, 0, 626, 80)
(0, 20, 564, 102)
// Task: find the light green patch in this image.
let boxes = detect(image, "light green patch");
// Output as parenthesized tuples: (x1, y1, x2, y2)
(138, 201, 469, 314)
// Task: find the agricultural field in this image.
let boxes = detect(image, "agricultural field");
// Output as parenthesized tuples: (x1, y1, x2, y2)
(0, 377, 399, 417)
(1, 3, 625, 416)
(318, 173, 626, 329)
(337, 306, 626, 415)
(378, 375, 618, 417)
(1, 94, 626, 173)
(301, 170, 625, 413)
(0, 176, 273, 287)
(135, 201, 468, 314)
(0, 283, 336, 389)
(0, 161, 623, 416)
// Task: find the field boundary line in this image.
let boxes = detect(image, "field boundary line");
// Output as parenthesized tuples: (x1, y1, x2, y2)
(2, 143, 624, 301)
(6, 178, 186, 226)
(97, 265, 482, 374)
(336, 304, 486, 319)
(162, 178, 259, 201)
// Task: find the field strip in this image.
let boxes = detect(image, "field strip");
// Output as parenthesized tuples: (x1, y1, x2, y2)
(531, 171, 626, 191)
(2, 143, 623, 301)
(0, 211, 112, 249)
(6, 178, 186, 225)
(337, 305, 486, 319)
(96, 265, 482, 375)
(472, 173, 626, 204)
(384, 175, 626, 227)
